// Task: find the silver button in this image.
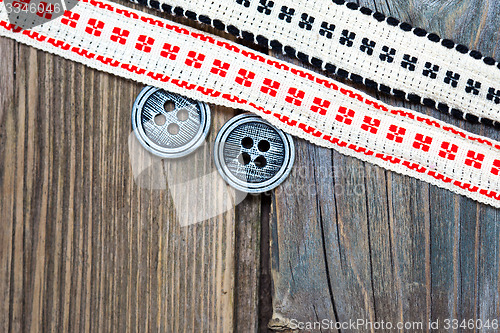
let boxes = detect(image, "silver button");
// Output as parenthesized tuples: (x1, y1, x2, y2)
(214, 114, 295, 193)
(131, 86, 210, 158)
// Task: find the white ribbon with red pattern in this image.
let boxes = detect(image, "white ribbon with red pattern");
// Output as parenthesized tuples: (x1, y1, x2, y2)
(131, 0, 500, 127)
(0, 0, 499, 207)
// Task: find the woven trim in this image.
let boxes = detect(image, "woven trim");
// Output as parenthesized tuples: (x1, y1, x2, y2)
(130, 0, 500, 128)
(0, 0, 499, 207)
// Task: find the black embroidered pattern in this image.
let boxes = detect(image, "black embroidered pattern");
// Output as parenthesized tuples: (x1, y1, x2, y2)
(456, 44, 469, 54)
(423, 62, 439, 79)
(401, 54, 417, 71)
(488, 88, 500, 104)
(413, 28, 426, 37)
(427, 33, 440, 42)
(278, 6, 294, 23)
(400, 22, 412, 31)
(379, 46, 396, 63)
(299, 13, 315, 31)
(236, 0, 250, 7)
(134, 0, 500, 129)
(257, 0, 274, 15)
(466, 79, 481, 95)
(360, 38, 375, 56)
(319, 22, 335, 39)
(444, 71, 460, 88)
(339, 29, 355, 47)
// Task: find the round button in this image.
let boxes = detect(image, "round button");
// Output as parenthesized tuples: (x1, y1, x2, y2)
(131, 86, 210, 158)
(214, 114, 295, 193)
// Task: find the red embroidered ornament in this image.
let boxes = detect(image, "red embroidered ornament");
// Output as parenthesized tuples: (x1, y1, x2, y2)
(0, 0, 499, 207)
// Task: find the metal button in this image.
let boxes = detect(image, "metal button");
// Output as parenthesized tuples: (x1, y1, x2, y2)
(132, 86, 210, 158)
(214, 114, 295, 193)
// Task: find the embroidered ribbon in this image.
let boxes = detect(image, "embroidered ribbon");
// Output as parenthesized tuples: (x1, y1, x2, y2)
(130, 0, 500, 128)
(0, 0, 499, 207)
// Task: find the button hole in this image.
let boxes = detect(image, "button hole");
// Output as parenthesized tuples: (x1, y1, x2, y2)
(154, 113, 167, 126)
(258, 140, 270, 152)
(164, 100, 176, 112)
(177, 108, 189, 121)
(238, 152, 251, 165)
(167, 123, 180, 135)
(254, 155, 267, 168)
(241, 137, 254, 149)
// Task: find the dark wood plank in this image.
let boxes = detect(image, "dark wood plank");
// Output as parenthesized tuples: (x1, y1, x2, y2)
(235, 195, 262, 333)
(269, 0, 500, 331)
(268, 141, 338, 330)
(0, 2, 264, 331)
(2, 0, 500, 331)
(0, 34, 15, 333)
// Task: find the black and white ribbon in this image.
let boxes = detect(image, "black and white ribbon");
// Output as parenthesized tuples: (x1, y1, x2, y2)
(0, 0, 499, 207)
(132, 0, 500, 128)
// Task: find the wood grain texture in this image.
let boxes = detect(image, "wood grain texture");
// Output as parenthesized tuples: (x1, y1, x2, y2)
(269, 0, 500, 331)
(235, 195, 262, 333)
(0, 2, 264, 332)
(1, 0, 500, 332)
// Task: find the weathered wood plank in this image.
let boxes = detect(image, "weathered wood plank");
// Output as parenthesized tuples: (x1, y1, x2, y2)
(2, 0, 500, 331)
(235, 195, 262, 333)
(0, 2, 264, 331)
(269, 141, 338, 330)
(270, 0, 500, 331)
(0, 33, 15, 333)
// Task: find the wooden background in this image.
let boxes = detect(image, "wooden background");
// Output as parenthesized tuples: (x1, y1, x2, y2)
(0, 0, 499, 332)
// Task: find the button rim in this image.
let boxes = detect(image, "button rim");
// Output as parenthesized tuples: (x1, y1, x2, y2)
(132, 86, 211, 158)
(214, 113, 295, 193)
